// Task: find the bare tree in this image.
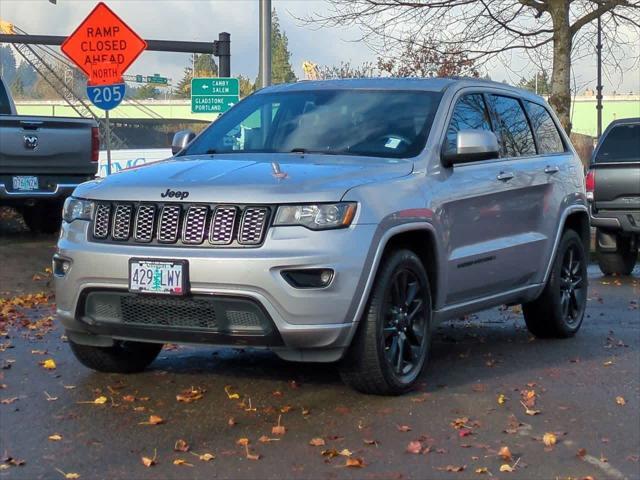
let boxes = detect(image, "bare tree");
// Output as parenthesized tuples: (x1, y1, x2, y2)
(318, 60, 378, 79)
(309, 1, 640, 133)
(377, 39, 480, 77)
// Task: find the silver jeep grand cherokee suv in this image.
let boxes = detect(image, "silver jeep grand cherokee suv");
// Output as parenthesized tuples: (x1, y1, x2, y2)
(55, 78, 590, 394)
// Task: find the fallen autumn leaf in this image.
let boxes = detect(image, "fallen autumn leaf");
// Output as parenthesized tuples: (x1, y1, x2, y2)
(543, 432, 557, 447)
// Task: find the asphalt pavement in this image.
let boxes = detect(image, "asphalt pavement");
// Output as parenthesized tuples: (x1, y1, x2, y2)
(1, 210, 638, 480)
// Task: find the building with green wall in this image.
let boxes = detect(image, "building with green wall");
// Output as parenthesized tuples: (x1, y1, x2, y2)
(14, 94, 640, 138)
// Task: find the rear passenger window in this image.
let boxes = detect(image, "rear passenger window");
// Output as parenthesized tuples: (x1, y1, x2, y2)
(489, 95, 536, 157)
(525, 101, 565, 153)
(445, 94, 492, 153)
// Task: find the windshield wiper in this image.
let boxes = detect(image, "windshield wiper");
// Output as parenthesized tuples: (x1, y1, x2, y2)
(289, 148, 338, 155)
(205, 149, 217, 154)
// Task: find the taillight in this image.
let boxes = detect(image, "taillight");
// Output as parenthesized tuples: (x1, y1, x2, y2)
(91, 127, 100, 163)
(585, 169, 595, 201)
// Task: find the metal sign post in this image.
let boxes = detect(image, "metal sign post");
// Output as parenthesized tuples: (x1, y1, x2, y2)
(86, 82, 126, 175)
(259, 0, 271, 88)
(105, 110, 112, 176)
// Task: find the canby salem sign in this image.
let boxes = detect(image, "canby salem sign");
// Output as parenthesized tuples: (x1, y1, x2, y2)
(61, 2, 146, 85)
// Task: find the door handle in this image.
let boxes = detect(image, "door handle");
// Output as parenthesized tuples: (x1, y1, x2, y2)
(496, 171, 515, 182)
(544, 165, 560, 174)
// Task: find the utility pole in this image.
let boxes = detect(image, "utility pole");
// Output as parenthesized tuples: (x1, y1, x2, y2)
(596, 15, 603, 139)
(259, 0, 272, 88)
(217, 32, 231, 77)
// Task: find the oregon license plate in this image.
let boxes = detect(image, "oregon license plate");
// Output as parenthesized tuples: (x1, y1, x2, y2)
(129, 259, 188, 295)
(12, 176, 39, 191)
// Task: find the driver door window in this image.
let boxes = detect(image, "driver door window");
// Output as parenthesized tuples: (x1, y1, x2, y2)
(445, 94, 492, 154)
(219, 102, 280, 151)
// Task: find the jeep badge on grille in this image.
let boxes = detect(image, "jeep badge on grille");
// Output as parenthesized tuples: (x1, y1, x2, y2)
(161, 189, 189, 200)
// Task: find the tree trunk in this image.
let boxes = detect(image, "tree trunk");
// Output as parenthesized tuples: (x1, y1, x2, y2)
(548, 0, 573, 134)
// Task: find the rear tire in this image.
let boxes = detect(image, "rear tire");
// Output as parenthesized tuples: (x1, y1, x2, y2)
(339, 249, 432, 395)
(69, 339, 162, 373)
(523, 229, 587, 338)
(22, 203, 63, 234)
(596, 232, 637, 276)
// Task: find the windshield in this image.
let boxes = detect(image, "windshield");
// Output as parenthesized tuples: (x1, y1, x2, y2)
(595, 123, 640, 163)
(182, 89, 443, 159)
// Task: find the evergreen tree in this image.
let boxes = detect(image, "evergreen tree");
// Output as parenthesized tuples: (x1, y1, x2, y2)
(238, 75, 256, 98)
(174, 54, 219, 99)
(134, 83, 160, 99)
(174, 66, 193, 99)
(10, 76, 25, 98)
(0, 45, 17, 85)
(194, 54, 218, 77)
(518, 71, 551, 95)
(15, 62, 37, 92)
(256, 9, 297, 86)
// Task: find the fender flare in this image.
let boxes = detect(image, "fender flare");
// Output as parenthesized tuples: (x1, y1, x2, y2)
(542, 205, 590, 284)
(345, 222, 440, 342)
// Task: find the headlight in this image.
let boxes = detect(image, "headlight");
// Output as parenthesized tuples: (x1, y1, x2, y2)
(274, 202, 357, 230)
(62, 197, 94, 223)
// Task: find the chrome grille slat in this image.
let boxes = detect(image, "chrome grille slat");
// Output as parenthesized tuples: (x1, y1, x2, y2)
(134, 205, 156, 242)
(239, 207, 269, 245)
(91, 203, 268, 247)
(157, 205, 181, 243)
(209, 206, 237, 245)
(182, 206, 209, 244)
(112, 205, 133, 240)
(93, 203, 111, 239)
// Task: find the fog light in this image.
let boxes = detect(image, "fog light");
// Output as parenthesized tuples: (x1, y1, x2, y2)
(282, 269, 334, 289)
(53, 255, 71, 276)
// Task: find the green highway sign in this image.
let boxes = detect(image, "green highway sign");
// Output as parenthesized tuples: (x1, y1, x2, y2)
(191, 77, 240, 113)
(147, 74, 168, 85)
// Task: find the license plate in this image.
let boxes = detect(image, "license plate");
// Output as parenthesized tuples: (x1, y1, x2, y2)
(12, 176, 39, 191)
(129, 259, 188, 295)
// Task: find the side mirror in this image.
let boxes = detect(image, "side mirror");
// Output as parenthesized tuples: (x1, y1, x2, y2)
(171, 130, 196, 155)
(442, 129, 500, 167)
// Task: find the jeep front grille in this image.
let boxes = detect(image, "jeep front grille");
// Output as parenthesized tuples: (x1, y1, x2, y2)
(93, 203, 111, 239)
(91, 202, 270, 247)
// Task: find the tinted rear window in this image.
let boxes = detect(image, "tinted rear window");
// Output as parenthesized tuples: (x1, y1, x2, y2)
(595, 123, 640, 163)
(489, 95, 536, 157)
(524, 101, 565, 154)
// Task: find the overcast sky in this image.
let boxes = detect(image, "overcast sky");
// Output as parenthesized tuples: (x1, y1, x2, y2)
(2, 0, 639, 93)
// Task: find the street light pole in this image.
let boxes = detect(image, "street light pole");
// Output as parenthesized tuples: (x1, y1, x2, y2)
(259, 0, 271, 88)
(596, 15, 603, 139)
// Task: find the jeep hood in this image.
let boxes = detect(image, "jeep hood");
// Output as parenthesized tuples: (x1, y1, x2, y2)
(74, 154, 413, 203)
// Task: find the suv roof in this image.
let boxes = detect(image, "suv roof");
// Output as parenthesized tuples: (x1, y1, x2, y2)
(259, 77, 545, 102)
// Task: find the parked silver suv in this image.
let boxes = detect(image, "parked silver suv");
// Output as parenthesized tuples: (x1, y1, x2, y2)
(55, 78, 590, 394)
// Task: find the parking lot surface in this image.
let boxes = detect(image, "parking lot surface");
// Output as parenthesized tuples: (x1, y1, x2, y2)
(1, 214, 639, 480)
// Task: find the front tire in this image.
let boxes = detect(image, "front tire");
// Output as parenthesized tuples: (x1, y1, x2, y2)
(523, 229, 587, 338)
(596, 231, 637, 276)
(22, 203, 63, 234)
(69, 339, 162, 373)
(339, 249, 432, 395)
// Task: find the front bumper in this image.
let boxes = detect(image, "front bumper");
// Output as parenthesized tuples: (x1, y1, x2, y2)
(55, 220, 377, 362)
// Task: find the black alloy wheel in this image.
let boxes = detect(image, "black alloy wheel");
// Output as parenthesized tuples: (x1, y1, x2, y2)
(383, 268, 428, 378)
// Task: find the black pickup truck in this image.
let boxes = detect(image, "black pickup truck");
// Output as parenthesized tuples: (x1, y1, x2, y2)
(587, 118, 640, 275)
(0, 77, 98, 233)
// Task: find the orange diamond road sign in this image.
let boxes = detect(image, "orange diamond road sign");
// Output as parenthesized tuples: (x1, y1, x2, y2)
(61, 2, 147, 85)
